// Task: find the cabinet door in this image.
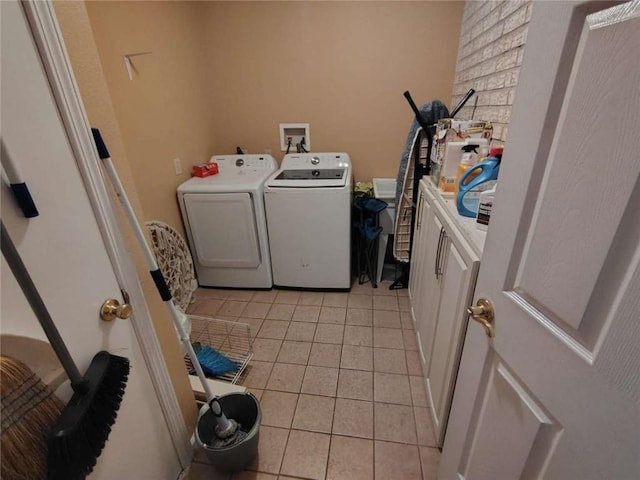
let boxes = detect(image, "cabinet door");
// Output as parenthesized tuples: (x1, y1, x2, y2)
(414, 211, 444, 369)
(408, 188, 425, 301)
(425, 230, 478, 446)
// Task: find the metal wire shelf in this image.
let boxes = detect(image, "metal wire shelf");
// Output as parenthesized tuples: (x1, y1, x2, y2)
(184, 314, 253, 385)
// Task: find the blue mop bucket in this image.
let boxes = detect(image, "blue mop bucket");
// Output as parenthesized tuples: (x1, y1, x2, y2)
(195, 392, 261, 472)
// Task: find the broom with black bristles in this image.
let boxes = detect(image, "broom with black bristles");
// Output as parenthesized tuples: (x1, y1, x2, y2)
(1, 222, 130, 480)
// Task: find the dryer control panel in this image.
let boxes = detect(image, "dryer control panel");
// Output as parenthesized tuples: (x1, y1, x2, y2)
(210, 154, 277, 171)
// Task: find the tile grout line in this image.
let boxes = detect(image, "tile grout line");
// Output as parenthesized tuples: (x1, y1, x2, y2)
(192, 285, 435, 479)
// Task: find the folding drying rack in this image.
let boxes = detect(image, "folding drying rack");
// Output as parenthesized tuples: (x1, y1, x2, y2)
(145, 221, 253, 385)
(390, 89, 475, 289)
(184, 315, 253, 385)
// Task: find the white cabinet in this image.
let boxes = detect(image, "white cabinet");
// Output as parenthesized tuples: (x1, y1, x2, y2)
(409, 178, 484, 446)
(409, 192, 441, 368)
(408, 187, 434, 344)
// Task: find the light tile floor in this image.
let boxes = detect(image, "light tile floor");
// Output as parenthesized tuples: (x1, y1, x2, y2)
(186, 280, 440, 480)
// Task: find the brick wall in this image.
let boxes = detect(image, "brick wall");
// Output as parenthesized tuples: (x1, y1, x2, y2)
(450, 0, 532, 142)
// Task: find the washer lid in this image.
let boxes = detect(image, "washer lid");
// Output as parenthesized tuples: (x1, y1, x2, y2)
(267, 168, 348, 188)
(267, 152, 351, 188)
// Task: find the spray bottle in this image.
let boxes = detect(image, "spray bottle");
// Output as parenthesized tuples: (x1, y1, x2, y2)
(454, 142, 480, 198)
(456, 146, 503, 218)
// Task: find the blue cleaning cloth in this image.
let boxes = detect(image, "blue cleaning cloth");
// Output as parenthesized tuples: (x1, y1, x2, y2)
(362, 218, 382, 241)
(194, 345, 239, 377)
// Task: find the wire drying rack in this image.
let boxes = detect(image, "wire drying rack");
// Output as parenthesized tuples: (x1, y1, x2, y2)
(390, 89, 476, 289)
(393, 130, 429, 264)
(183, 315, 253, 384)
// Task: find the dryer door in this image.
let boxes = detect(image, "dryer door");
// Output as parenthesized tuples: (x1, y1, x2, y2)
(182, 192, 261, 268)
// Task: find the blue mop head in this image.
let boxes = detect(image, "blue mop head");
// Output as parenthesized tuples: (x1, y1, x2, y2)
(194, 345, 239, 377)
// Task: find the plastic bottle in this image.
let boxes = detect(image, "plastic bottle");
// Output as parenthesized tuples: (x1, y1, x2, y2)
(456, 146, 503, 218)
(454, 143, 480, 198)
(476, 144, 490, 165)
(437, 141, 465, 193)
(476, 184, 496, 231)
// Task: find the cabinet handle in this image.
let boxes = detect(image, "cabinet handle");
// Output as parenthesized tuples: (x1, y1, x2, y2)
(416, 200, 424, 229)
(435, 227, 445, 278)
(438, 230, 447, 279)
(439, 228, 446, 278)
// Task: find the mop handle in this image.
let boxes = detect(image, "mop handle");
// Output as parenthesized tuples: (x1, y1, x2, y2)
(91, 130, 166, 294)
(1, 222, 87, 391)
(1, 139, 39, 218)
(91, 129, 227, 417)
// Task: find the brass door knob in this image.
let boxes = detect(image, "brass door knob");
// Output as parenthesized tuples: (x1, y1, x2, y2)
(100, 298, 132, 321)
(466, 298, 495, 338)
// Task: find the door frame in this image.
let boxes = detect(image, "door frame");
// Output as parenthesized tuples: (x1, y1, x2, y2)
(22, 0, 192, 466)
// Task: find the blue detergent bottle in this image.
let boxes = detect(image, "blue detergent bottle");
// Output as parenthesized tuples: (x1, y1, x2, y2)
(456, 146, 503, 217)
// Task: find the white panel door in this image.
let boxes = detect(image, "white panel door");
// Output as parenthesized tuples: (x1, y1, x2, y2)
(408, 187, 426, 301)
(425, 232, 474, 447)
(441, 2, 640, 479)
(1, 2, 183, 478)
(414, 209, 444, 369)
(409, 186, 435, 334)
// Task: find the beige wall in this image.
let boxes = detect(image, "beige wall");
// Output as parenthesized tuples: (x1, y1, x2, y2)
(77, 1, 463, 234)
(202, 1, 464, 182)
(84, 1, 215, 235)
(53, 1, 198, 430)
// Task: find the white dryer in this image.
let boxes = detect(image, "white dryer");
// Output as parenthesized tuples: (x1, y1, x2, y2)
(177, 154, 277, 288)
(264, 153, 352, 289)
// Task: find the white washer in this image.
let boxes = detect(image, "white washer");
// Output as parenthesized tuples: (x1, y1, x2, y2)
(177, 154, 277, 288)
(264, 153, 352, 289)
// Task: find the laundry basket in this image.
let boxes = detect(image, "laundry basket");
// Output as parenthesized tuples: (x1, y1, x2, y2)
(184, 315, 253, 385)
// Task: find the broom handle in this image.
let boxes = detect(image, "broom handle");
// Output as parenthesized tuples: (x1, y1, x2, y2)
(1, 222, 88, 392)
(91, 129, 233, 428)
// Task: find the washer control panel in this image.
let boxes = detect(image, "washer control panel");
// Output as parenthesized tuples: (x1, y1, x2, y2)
(280, 153, 350, 170)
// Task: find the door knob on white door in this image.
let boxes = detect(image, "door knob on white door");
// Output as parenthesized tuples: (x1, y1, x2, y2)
(100, 298, 132, 321)
(467, 298, 495, 338)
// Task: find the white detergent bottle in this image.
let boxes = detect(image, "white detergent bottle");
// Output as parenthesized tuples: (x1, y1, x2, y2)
(476, 184, 497, 231)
